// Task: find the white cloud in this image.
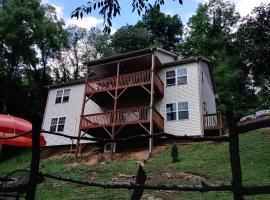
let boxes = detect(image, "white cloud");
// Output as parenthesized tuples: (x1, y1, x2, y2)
(110, 27, 117, 35)
(164, 9, 175, 16)
(65, 16, 104, 29)
(233, 0, 270, 16)
(52, 4, 64, 19)
(195, 0, 209, 3)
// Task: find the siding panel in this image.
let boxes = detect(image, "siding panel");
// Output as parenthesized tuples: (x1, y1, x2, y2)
(42, 84, 102, 146)
(155, 63, 202, 136)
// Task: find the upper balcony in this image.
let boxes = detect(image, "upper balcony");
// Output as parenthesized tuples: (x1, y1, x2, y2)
(81, 107, 164, 136)
(85, 70, 164, 97)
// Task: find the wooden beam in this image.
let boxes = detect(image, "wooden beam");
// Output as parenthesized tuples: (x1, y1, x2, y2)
(138, 123, 150, 134)
(140, 85, 151, 94)
(111, 61, 120, 157)
(148, 54, 155, 157)
(106, 90, 116, 100)
(25, 122, 40, 200)
(75, 77, 88, 161)
(117, 87, 127, 99)
(226, 110, 244, 200)
(131, 165, 147, 200)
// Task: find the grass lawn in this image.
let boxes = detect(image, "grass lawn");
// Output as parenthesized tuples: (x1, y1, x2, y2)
(0, 129, 269, 199)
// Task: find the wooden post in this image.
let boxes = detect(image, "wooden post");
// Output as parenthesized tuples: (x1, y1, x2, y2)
(148, 54, 155, 157)
(111, 61, 120, 158)
(75, 77, 88, 161)
(226, 110, 244, 200)
(131, 165, 147, 200)
(25, 122, 40, 200)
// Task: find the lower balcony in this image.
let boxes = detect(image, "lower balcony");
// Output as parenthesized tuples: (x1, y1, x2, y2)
(203, 113, 224, 136)
(81, 107, 164, 137)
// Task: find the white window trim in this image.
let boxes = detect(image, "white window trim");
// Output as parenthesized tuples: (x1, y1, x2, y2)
(166, 102, 189, 121)
(50, 117, 66, 132)
(178, 102, 189, 120)
(55, 89, 70, 104)
(166, 103, 177, 121)
(166, 68, 187, 87)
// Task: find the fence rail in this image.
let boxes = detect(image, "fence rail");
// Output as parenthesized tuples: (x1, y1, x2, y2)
(0, 118, 270, 200)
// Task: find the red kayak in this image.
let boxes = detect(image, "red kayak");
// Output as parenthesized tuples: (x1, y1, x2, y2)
(0, 114, 46, 148)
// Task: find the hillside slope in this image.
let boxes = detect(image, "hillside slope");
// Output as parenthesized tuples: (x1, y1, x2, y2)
(0, 129, 269, 199)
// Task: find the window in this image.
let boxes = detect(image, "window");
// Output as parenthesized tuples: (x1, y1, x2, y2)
(166, 70, 176, 86)
(177, 68, 187, 85)
(178, 102, 189, 120)
(166, 103, 177, 121)
(50, 118, 58, 132)
(166, 68, 187, 86)
(50, 117, 66, 132)
(55, 89, 70, 104)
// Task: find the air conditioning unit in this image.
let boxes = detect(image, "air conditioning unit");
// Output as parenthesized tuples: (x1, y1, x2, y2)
(104, 143, 113, 153)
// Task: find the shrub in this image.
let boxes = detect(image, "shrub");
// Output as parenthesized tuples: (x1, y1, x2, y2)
(171, 144, 179, 162)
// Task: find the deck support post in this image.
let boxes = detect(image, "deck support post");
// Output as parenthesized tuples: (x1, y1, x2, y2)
(148, 54, 155, 157)
(75, 77, 88, 162)
(111, 61, 120, 158)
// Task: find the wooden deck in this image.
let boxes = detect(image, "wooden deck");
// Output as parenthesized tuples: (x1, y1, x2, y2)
(85, 70, 164, 96)
(203, 113, 224, 135)
(81, 107, 164, 132)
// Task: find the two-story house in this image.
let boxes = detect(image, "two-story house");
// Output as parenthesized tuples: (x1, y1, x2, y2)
(42, 48, 223, 156)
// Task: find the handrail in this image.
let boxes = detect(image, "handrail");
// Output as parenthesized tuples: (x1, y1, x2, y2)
(81, 107, 164, 130)
(203, 113, 223, 130)
(85, 70, 164, 94)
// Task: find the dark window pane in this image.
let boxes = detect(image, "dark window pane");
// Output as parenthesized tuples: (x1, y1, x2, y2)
(167, 112, 176, 121)
(51, 118, 58, 125)
(166, 78, 176, 86)
(55, 97, 62, 104)
(177, 76, 187, 85)
(166, 70, 175, 78)
(57, 124, 65, 132)
(58, 117, 66, 124)
(166, 103, 176, 112)
(50, 125, 57, 132)
(62, 96, 69, 103)
(179, 111, 189, 120)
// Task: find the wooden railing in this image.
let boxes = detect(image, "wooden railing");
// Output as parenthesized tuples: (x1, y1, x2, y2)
(85, 70, 163, 95)
(81, 107, 164, 131)
(203, 113, 224, 131)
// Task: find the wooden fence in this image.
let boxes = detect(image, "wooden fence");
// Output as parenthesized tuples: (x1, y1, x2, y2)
(0, 116, 269, 200)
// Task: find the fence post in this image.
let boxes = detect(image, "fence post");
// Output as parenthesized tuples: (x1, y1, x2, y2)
(25, 122, 41, 200)
(226, 111, 244, 200)
(131, 165, 147, 200)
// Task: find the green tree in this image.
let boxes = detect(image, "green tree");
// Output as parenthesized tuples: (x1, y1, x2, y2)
(71, 0, 183, 33)
(111, 25, 150, 54)
(0, 0, 66, 124)
(177, 0, 257, 118)
(138, 6, 183, 51)
(234, 4, 270, 108)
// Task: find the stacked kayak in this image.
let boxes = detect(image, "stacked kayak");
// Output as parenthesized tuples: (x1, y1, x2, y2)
(0, 114, 46, 148)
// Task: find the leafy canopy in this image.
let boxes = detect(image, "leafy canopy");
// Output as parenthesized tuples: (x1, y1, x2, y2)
(71, 0, 183, 33)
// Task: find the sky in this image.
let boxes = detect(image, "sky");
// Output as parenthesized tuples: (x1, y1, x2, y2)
(43, 0, 270, 32)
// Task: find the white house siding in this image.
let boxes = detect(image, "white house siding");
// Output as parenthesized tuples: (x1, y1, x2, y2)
(155, 63, 202, 136)
(42, 83, 103, 146)
(200, 62, 217, 114)
(155, 51, 176, 64)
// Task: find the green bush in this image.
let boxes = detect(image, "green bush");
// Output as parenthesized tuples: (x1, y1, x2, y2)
(171, 144, 179, 162)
